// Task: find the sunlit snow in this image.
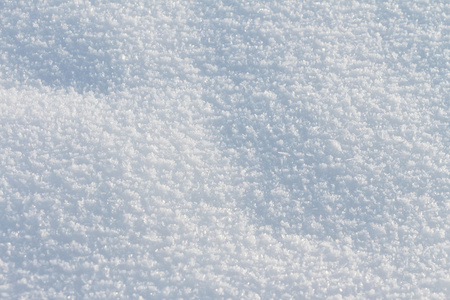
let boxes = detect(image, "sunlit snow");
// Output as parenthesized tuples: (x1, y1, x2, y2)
(0, 1, 449, 298)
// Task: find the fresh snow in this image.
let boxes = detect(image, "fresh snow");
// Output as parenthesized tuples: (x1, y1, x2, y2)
(0, 0, 449, 299)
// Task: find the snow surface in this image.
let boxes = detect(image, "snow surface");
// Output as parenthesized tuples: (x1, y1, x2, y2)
(0, 0, 449, 298)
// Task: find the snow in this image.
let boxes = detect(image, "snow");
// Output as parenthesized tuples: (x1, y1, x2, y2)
(1, 0, 449, 298)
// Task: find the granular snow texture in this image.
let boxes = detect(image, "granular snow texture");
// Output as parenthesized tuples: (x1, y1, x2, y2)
(0, 1, 449, 298)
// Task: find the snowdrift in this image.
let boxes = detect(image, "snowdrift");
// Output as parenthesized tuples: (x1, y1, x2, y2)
(1, 1, 448, 298)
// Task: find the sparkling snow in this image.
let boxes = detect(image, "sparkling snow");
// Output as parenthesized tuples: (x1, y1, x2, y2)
(0, 1, 449, 298)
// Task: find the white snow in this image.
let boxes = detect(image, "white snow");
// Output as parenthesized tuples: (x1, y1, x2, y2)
(1, 0, 449, 298)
